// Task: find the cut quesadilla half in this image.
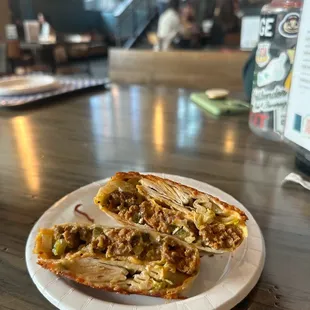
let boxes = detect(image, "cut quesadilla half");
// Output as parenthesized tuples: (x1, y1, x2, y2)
(34, 224, 200, 299)
(94, 172, 248, 253)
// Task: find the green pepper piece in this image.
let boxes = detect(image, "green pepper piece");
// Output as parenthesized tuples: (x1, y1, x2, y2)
(132, 213, 141, 223)
(92, 226, 103, 238)
(52, 239, 67, 256)
(174, 228, 189, 239)
(133, 244, 144, 256)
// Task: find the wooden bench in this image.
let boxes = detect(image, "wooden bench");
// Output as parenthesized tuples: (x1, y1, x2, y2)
(109, 48, 250, 91)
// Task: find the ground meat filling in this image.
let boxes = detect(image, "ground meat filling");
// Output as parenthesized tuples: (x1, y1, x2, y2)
(162, 239, 198, 275)
(107, 190, 193, 237)
(91, 233, 110, 251)
(199, 223, 243, 250)
(54, 225, 92, 249)
(103, 228, 161, 260)
(54, 225, 161, 260)
(108, 191, 141, 213)
(107, 190, 242, 250)
(141, 202, 184, 235)
(108, 191, 145, 223)
(51, 225, 196, 275)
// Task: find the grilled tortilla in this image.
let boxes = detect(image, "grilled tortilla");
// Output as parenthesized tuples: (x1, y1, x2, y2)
(34, 224, 200, 299)
(94, 172, 248, 253)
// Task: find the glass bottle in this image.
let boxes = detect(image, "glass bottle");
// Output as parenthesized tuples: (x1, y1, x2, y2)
(249, 0, 303, 141)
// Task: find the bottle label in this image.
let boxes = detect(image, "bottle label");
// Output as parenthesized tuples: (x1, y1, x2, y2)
(259, 15, 277, 39)
(278, 12, 300, 38)
(250, 9, 300, 134)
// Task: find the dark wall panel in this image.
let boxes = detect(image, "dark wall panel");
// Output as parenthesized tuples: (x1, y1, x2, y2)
(32, 0, 103, 33)
(10, 0, 106, 34)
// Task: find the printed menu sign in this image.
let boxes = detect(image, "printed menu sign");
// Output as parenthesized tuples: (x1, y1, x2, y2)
(284, 0, 310, 151)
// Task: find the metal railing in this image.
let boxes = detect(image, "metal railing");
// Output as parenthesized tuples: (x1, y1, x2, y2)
(114, 0, 157, 47)
(85, 0, 157, 47)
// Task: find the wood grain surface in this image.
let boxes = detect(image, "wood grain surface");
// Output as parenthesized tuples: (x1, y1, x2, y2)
(109, 49, 249, 91)
(0, 84, 309, 310)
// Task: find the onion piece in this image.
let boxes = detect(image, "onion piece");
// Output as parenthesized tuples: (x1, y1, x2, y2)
(41, 233, 53, 253)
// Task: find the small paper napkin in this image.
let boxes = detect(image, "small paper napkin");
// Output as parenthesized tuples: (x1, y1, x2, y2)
(282, 173, 310, 191)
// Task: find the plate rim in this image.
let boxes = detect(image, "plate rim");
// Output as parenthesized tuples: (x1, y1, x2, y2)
(26, 173, 265, 310)
(0, 75, 60, 96)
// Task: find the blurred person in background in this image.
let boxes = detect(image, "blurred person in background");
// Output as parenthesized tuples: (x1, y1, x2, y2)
(10, 14, 25, 40)
(37, 12, 68, 67)
(216, 0, 240, 34)
(157, 0, 201, 50)
(179, 0, 200, 48)
(157, 0, 181, 50)
(198, 0, 240, 47)
(37, 12, 56, 43)
(197, 0, 225, 47)
(193, 0, 213, 24)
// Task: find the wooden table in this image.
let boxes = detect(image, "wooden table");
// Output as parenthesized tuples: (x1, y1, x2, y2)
(0, 84, 309, 309)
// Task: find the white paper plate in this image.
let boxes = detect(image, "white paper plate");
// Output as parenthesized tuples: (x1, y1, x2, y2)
(26, 173, 265, 310)
(0, 75, 60, 95)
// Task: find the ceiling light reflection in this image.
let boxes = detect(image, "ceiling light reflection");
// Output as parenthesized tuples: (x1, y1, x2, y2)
(153, 99, 164, 154)
(11, 116, 40, 193)
(129, 87, 141, 141)
(177, 98, 202, 148)
(224, 129, 236, 154)
(111, 85, 120, 100)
